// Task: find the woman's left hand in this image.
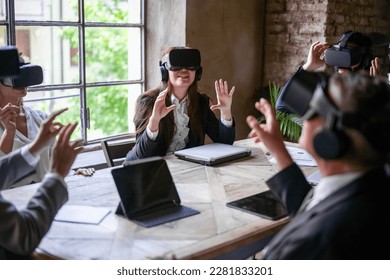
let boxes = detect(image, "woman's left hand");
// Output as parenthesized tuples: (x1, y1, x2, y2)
(210, 79, 235, 121)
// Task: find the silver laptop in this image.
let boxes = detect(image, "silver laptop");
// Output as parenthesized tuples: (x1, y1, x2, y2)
(174, 143, 251, 166)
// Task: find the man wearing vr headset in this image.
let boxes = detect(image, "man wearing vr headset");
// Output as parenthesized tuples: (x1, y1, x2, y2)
(247, 71, 390, 259)
(126, 47, 236, 160)
(276, 31, 380, 113)
(304, 31, 379, 74)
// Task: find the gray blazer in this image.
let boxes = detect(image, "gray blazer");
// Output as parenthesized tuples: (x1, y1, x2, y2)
(264, 163, 390, 259)
(0, 149, 68, 259)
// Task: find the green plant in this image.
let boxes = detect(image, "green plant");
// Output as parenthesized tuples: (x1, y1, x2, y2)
(258, 82, 302, 142)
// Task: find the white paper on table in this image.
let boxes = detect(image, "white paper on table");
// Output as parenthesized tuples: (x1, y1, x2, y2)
(269, 146, 317, 167)
(54, 205, 111, 225)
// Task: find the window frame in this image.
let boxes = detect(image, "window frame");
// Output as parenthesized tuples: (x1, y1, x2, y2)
(1, 0, 145, 144)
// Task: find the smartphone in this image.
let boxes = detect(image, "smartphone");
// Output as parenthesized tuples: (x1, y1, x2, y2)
(227, 190, 288, 220)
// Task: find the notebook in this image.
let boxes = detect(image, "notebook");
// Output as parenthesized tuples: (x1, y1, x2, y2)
(112, 156, 200, 227)
(227, 190, 288, 220)
(174, 143, 252, 166)
(54, 205, 111, 225)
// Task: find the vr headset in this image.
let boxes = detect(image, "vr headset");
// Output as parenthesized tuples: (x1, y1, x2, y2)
(324, 32, 371, 69)
(0, 46, 20, 78)
(280, 70, 329, 120)
(281, 70, 390, 159)
(1, 55, 43, 88)
(159, 48, 202, 82)
(280, 70, 351, 159)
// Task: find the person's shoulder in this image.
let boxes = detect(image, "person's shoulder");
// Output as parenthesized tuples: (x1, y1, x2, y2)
(138, 88, 159, 102)
(198, 92, 210, 102)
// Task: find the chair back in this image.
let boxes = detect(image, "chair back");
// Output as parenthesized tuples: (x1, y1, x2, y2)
(101, 139, 135, 167)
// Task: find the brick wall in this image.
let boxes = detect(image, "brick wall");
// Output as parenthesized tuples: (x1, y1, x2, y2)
(263, 0, 390, 87)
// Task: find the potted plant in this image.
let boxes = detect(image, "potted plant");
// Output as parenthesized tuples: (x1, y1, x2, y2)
(258, 82, 302, 142)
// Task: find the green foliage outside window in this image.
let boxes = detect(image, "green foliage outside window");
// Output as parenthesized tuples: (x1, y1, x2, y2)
(61, 0, 129, 139)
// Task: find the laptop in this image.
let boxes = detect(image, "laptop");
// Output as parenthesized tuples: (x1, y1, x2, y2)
(227, 190, 288, 220)
(111, 156, 200, 228)
(174, 143, 252, 166)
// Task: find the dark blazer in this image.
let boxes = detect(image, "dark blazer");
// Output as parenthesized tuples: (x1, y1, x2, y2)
(0, 149, 68, 259)
(126, 93, 235, 160)
(264, 163, 390, 259)
(0, 148, 35, 188)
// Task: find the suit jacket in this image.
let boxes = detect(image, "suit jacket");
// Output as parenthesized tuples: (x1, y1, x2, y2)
(0, 149, 68, 259)
(264, 163, 390, 259)
(126, 93, 235, 160)
(0, 148, 35, 189)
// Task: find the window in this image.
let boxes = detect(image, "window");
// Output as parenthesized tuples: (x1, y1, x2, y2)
(0, 0, 144, 143)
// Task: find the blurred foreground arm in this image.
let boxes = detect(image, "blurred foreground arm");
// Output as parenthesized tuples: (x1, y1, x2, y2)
(246, 98, 293, 170)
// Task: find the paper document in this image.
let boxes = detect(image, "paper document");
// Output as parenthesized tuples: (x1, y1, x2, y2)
(270, 146, 317, 167)
(306, 170, 321, 186)
(54, 205, 111, 224)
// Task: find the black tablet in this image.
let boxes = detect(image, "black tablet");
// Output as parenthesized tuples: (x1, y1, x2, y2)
(227, 190, 288, 220)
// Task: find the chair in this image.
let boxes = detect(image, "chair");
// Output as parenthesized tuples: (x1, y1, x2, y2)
(101, 138, 136, 167)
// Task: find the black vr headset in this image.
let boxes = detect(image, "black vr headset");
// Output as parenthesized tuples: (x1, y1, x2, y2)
(159, 48, 202, 82)
(324, 31, 372, 70)
(0, 46, 20, 78)
(1, 55, 43, 88)
(280, 70, 351, 159)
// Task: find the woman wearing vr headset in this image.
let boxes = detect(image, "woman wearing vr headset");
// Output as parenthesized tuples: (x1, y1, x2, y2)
(0, 55, 94, 189)
(0, 55, 53, 189)
(276, 31, 381, 112)
(126, 47, 236, 160)
(247, 71, 390, 259)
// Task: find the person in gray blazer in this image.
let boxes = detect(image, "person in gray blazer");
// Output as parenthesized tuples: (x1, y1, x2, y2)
(246, 71, 390, 259)
(0, 108, 83, 259)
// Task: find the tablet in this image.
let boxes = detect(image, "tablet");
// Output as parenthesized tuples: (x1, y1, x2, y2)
(112, 157, 200, 227)
(227, 190, 288, 220)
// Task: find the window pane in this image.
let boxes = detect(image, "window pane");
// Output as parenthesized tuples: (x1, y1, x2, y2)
(87, 84, 135, 140)
(127, 83, 142, 132)
(85, 0, 141, 23)
(16, 26, 79, 85)
(85, 27, 141, 83)
(24, 89, 82, 140)
(0, 1, 5, 20)
(15, 0, 78, 22)
(0, 26, 6, 45)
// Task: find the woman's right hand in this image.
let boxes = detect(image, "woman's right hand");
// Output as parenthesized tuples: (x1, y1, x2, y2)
(148, 88, 176, 132)
(0, 103, 19, 132)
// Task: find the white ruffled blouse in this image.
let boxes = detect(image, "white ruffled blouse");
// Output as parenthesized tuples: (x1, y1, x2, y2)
(167, 95, 190, 153)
